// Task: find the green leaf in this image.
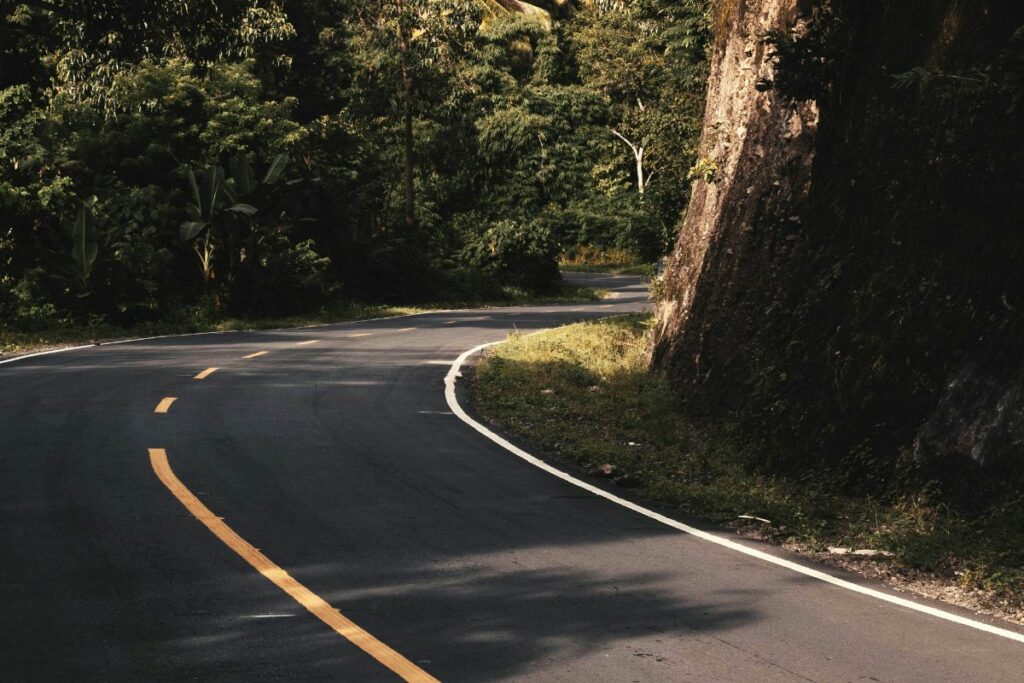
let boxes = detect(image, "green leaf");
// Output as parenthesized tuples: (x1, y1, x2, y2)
(198, 165, 224, 220)
(70, 205, 98, 269)
(222, 183, 241, 206)
(226, 203, 258, 216)
(229, 155, 256, 195)
(186, 169, 202, 212)
(180, 220, 209, 241)
(262, 153, 289, 185)
(69, 203, 98, 290)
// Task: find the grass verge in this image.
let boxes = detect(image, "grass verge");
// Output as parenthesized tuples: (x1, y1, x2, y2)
(0, 283, 601, 358)
(560, 262, 655, 276)
(472, 314, 1024, 623)
(559, 246, 656, 276)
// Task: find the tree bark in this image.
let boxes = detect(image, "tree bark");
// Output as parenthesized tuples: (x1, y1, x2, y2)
(610, 128, 647, 196)
(402, 73, 415, 229)
(635, 146, 645, 195)
(647, 0, 817, 382)
(396, 0, 416, 230)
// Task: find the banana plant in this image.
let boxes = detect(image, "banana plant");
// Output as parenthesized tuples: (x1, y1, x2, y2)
(179, 154, 291, 295)
(179, 163, 259, 294)
(69, 200, 99, 296)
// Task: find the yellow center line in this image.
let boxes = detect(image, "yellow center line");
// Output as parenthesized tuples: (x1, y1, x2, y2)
(243, 351, 269, 359)
(295, 340, 320, 346)
(154, 397, 177, 414)
(147, 448, 439, 683)
(194, 367, 219, 380)
(346, 333, 372, 338)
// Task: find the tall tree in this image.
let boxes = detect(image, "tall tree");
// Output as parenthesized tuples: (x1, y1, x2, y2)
(571, 0, 708, 203)
(348, 0, 481, 233)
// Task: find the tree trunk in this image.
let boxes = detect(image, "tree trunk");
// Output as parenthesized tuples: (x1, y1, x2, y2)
(649, 0, 818, 382)
(610, 128, 647, 196)
(397, 0, 416, 230)
(649, 0, 1024, 480)
(402, 71, 415, 229)
(635, 146, 645, 195)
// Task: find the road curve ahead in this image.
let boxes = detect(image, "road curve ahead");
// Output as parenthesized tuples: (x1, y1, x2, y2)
(2, 273, 1022, 682)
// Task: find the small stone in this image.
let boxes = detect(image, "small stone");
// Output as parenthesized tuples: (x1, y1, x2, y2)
(828, 547, 851, 555)
(587, 385, 604, 393)
(589, 463, 617, 477)
(540, 388, 555, 395)
(852, 549, 894, 557)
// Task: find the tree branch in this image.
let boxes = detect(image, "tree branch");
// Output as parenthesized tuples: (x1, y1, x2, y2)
(610, 128, 639, 157)
(642, 169, 656, 190)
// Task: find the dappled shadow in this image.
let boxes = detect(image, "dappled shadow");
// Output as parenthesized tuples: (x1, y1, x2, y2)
(6, 275, 1024, 681)
(297, 561, 755, 681)
(0, 278, 786, 679)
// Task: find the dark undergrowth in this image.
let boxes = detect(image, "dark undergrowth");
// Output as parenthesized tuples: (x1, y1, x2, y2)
(0, 283, 601, 356)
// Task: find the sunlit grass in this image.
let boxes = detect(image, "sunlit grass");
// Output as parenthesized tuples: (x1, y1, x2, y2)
(559, 246, 655, 276)
(474, 314, 1024, 616)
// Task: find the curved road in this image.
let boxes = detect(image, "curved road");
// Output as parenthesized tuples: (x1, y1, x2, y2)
(2, 273, 1022, 681)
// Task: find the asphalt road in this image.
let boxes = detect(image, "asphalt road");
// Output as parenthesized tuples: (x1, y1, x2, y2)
(2, 272, 1023, 682)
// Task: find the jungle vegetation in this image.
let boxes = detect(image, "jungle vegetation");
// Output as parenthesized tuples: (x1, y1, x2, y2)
(0, 0, 709, 330)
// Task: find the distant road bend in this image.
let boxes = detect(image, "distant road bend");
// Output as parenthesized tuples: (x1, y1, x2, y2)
(2, 272, 1022, 681)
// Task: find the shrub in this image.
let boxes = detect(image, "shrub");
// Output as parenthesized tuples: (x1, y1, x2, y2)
(229, 228, 334, 315)
(462, 219, 562, 294)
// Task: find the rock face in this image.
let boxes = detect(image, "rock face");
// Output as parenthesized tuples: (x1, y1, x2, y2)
(649, 0, 1024, 487)
(914, 318, 1024, 472)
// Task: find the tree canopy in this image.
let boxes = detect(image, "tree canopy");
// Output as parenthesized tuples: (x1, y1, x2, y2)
(1, 0, 710, 324)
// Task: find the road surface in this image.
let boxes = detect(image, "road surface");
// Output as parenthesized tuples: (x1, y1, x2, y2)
(2, 273, 1022, 681)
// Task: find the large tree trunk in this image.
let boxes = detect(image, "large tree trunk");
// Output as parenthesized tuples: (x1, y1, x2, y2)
(649, 0, 819, 383)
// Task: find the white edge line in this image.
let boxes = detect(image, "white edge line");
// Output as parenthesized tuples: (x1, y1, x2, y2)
(0, 274, 638, 368)
(0, 289, 635, 369)
(444, 341, 1024, 645)
(0, 311, 442, 368)
(0, 343, 97, 366)
(0, 330, 236, 367)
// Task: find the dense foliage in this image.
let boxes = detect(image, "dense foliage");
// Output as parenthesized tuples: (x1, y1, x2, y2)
(1, 0, 709, 327)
